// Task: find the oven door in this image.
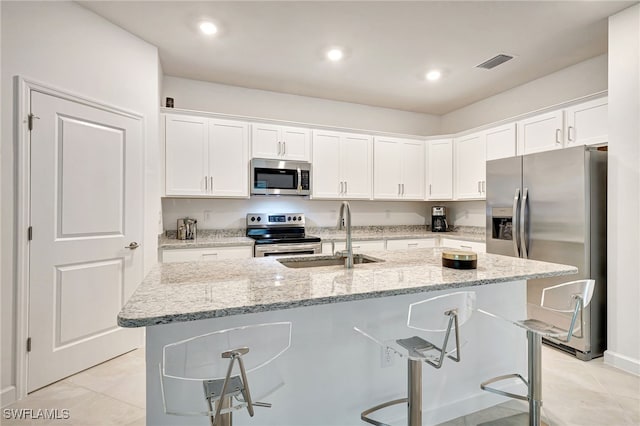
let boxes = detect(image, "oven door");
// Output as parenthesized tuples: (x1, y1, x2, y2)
(254, 242, 322, 257)
(251, 158, 310, 196)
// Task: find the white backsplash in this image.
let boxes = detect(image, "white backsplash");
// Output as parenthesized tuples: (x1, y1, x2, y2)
(427, 200, 486, 228)
(162, 198, 431, 230)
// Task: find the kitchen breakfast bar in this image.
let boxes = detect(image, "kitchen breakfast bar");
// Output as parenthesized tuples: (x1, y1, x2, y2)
(118, 248, 577, 426)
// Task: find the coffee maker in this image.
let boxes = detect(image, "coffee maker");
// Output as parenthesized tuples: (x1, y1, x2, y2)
(431, 206, 448, 232)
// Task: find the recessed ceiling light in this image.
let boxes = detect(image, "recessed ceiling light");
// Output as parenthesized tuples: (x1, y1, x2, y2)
(425, 70, 442, 81)
(326, 48, 344, 62)
(199, 21, 218, 36)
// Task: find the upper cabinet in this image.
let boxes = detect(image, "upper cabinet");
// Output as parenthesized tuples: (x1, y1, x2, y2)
(426, 139, 453, 200)
(517, 109, 564, 155)
(251, 123, 311, 161)
(312, 130, 372, 199)
(373, 137, 425, 200)
(454, 132, 486, 200)
(485, 122, 516, 161)
(164, 114, 249, 198)
(565, 97, 608, 147)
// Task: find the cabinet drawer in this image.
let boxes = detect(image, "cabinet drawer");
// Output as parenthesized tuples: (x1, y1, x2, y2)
(440, 238, 485, 253)
(162, 246, 253, 263)
(331, 240, 385, 254)
(386, 238, 436, 250)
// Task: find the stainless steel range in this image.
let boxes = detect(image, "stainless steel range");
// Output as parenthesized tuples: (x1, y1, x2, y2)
(246, 213, 321, 257)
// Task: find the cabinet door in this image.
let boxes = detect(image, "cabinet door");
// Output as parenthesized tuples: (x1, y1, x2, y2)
(454, 133, 485, 200)
(485, 123, 516, 161)
(440, 238, 486, 253)
(333, 240, 385, 254)
(312, 130, 342, 198)
(281, 126, 311, 161)
(162, 246, 253, 263)
(251, 123, 281, 159)
(386, 238, 436, 250)
(373, 137, 402, 200)
(517, 110, 564, 155)
(341, 133, 372, 199)
(400, 140, 425, 200)
(209, 119, 249, 197)
(426, 139, 453, 200)
(565, 98, 608, 146)
(165, 115, 208, 196)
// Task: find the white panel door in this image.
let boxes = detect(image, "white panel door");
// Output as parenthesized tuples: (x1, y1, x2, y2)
(426, 139, 453, 200)
(29, 91, 143, 392)
(311, 130, 341, 198)
(341, 133, 372, 199)
(209, 119, 249, 197)
(565, 97, 608, 146)
(400, 140, 425, 200)
(517, 110, 564, 155)
(373, 137, 402, 199)
(281, 126, 310, 161)
(251, 123, 281, 159)
(165, 115, 208, 196)
(455, 133, 485, 199)
(485, 123, 516, 161)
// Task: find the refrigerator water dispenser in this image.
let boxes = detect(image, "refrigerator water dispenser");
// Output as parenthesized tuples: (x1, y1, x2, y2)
(491, 207, 513, 240)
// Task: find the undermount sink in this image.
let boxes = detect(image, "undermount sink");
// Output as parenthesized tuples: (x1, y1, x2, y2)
(277, 254, 383, 269)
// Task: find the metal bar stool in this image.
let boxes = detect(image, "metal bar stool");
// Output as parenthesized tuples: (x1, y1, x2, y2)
(354, 291, 476, 426)
(159, 322, 292, 426)
(478, 279, 595, 426)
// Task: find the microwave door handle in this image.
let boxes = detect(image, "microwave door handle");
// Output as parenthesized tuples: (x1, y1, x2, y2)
(297, 168, 302, 192)
(512, 188, 521, 258)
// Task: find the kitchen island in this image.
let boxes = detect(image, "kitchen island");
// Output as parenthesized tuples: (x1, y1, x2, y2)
(119, 248, 577, 426)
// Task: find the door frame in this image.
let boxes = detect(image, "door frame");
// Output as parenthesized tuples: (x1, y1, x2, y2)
(14, 76, 145, 400)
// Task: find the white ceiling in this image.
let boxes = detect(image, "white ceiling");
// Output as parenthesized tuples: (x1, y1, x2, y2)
(79, 1, 635, 115)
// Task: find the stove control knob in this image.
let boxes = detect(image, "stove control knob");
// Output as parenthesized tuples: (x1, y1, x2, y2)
(257, 217, 262, 222)
(288, 216, 292, 221)
(293, 216, 297, 221)
(250, 216, 256, 222)
(298, 216, 302, 221)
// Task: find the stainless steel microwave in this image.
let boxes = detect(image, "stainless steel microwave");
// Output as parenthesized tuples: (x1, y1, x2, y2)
(250, 158, 311, 196)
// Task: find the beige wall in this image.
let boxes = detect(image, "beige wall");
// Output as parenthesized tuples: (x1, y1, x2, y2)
(163, 76, 441, 136)
(440, 54, 608, 134)
(606, 4, 640, 375)
(1, 1, 160, 404)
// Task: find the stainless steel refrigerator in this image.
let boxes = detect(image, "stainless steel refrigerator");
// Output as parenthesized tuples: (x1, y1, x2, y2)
(486, 145, 607, 360)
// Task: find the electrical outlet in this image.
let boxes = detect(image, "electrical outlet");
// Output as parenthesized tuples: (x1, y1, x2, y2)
(204, 210, 212, 223)
(380, 347, 394, 368)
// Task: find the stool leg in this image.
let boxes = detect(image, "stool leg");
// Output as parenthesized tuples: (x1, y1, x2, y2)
(407, 359, 422, 426)
(527, 330, 543, 426)
(209, 397, 232, 426)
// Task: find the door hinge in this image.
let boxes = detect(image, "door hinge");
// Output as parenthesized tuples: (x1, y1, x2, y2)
(26, 337, 32, 352)
(28, 226, 33, 241)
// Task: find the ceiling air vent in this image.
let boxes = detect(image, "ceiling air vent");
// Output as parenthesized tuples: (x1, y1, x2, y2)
(476, 54, 514, 70)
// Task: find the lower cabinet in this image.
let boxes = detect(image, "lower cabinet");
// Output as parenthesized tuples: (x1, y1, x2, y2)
(323, 240, 385, 255)
(386, 238, 437, 250)
(162, 246, 253, 263)
(440, 238, 486, 253)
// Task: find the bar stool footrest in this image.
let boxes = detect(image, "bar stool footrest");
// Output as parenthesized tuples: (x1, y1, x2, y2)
(480, 373, 529, 402)
(361, 397, 408, 426)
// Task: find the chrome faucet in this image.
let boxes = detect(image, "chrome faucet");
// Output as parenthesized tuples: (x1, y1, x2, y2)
(338, 201, 353, 269)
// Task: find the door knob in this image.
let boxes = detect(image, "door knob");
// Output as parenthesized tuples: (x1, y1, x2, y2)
(125, 242, 139, 249)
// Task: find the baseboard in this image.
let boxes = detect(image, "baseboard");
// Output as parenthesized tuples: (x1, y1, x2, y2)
(1, 386, 17, 408)
(604, 350, 640, 376)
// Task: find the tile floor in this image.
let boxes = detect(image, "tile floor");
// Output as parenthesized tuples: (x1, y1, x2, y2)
(3, 346, 639, 425)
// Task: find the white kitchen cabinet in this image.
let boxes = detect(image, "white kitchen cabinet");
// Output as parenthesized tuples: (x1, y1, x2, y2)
(426, 139, 453, 200)
(165, 114, 209, 196)
(485, 123, 516, 161)
(565, 97, 608, 147)
(251, 123, 311, 161)
(330, 240, 386, 254)
(440, 238, 486, 253)
(373, 137, 425, 200)
(165, 115, 249, 197)
(517, 110, 564, 155)
(454, 132, 486, 200)
(162, 246, 253, 263)
(386, 238, 437, 250)
(312, 130, 372, 199)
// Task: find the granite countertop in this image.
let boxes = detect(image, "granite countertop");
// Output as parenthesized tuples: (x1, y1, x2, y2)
(118, 248, 577, 328)
(158, 226, 486, 249)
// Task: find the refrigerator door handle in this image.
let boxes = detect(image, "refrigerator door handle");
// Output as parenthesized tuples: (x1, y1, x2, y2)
(512, 188, 521, 257)
(520, 187, 529, 259)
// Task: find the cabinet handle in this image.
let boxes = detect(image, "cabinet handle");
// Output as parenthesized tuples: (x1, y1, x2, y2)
(408, 243, 418, 247)
(568, 126, 574, 142)
(398, 183, 401, 195)
(461, 245, 472, 250)
(402, 183, 405, 195)
(277, 141, 282, 155)
(555, 129, 562, 144)
(344, 181, 348, 194)
(352, 245, 361, 249)
(283, 141, 286, 155)
(210, 176, 213, 191)
(205, 176, 208, 191)
(429, 184, 432, 195)
(340, 181, 344, 194)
